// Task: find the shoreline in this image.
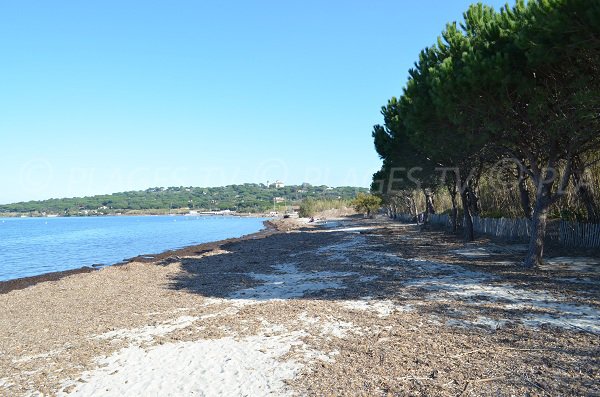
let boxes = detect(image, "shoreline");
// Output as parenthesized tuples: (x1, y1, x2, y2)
(0, 212, 277, 219)
(0, 219, 281, 295)
(1, 216, 598, 396)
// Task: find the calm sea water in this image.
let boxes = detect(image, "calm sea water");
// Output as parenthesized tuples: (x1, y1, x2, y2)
(0, 215, 266, 281)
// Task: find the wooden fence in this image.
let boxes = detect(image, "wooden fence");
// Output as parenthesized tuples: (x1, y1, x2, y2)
(399, 213, 600, 248)
(559, 221, 600, 248)
(473, 216, 532, 241)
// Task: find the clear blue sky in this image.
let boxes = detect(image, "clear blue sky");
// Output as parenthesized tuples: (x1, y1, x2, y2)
(0, 0, 507, 204)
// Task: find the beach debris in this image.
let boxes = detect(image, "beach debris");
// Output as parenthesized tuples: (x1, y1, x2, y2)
(157, 256, 181, 266)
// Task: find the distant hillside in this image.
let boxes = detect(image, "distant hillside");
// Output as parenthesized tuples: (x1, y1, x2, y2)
(0, 184, 368, 216)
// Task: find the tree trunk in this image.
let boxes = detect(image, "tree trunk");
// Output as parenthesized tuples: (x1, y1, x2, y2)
(424, 189, 436, 224)
(387, 202, 394, 219)
(467, 185, 480, 217)
(572, 165, 599, 223)
(522, 153, 572, 268)
(426, 193, 436, 214)
(422, 190, 429, 224)
(450, 191, 458, 233)
(407, 196, 418, 224)
(447, 181, 458, 234)
(522, 168, 559, 268)
(460, 191, 474, 241)
(523, 198, 549, 268)
(518, 177, 533, 220)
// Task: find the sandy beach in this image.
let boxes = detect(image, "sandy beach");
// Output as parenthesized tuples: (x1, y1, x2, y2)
(0, 217, 598, 396)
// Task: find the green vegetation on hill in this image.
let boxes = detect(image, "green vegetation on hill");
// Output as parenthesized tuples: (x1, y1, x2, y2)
(0, 184, 367, 216)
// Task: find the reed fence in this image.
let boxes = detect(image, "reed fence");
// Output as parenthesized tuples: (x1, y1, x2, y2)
(398, 213, 600, 248)
(559, 221, 600, 248)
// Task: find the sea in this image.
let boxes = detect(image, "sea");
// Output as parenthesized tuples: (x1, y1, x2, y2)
(0, 215, 266, 282)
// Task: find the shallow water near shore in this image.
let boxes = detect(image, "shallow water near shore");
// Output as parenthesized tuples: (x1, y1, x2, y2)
(0, 215, 266, 281)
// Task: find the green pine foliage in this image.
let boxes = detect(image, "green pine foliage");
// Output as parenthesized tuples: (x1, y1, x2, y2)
(372, 0, 600, 266)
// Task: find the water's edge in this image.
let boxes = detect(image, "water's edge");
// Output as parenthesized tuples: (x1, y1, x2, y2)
(0, 220, 277, 295)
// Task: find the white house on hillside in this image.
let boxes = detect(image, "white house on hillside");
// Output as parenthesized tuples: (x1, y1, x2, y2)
(269, 180, 285, 188)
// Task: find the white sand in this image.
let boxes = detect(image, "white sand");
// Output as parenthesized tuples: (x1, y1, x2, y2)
(316, 234, 402, 267)
(405, 259, 600, 333)
(56, 260, 374, 396)
(341, 299, 406, 318)
(59, 333, 304, 397)
(452, 248, 491, 257)
(96, 316, 200, 343)
(298, 312, 357, 339)
(229, 263, 357, 300)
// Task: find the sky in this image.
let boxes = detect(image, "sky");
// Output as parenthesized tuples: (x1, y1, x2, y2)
(0, 0, 507, 204)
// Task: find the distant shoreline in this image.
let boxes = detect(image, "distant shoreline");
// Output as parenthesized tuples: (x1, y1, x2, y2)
(0, 211, 272, 219)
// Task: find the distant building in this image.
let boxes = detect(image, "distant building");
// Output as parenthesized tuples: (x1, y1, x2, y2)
(269, 180, 285, 188)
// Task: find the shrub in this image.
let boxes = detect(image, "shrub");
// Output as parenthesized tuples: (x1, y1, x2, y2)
(351, 193, 382, 218)
(298, 198, 350, 217)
